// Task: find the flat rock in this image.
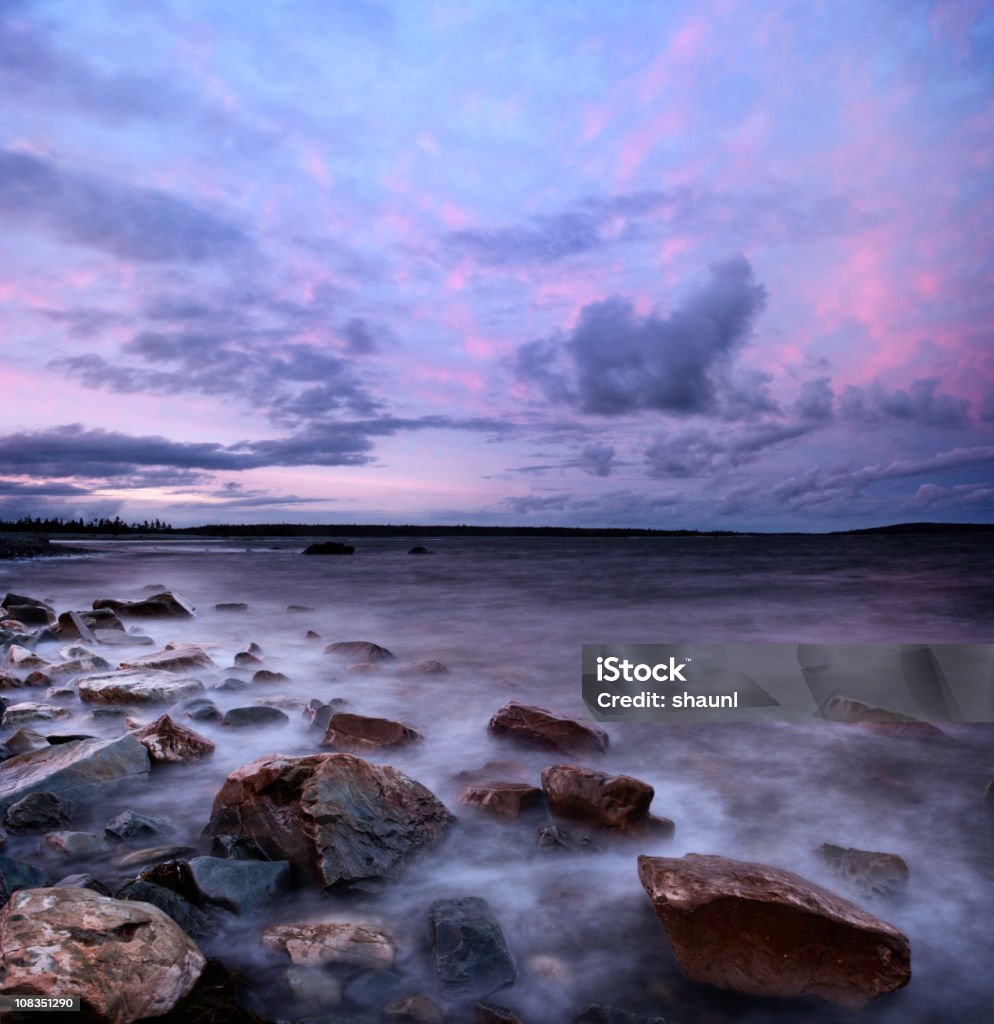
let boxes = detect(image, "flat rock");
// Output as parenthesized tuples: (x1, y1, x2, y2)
(56, 608, 126, 639)
(321, 712, 424, 753)
(430, 896, 516, 999)
(488, 702, 608, 755)
(119, 645, 216, 673)
(0, 735, 150, 815)
(5, 729, 52, 756)
(221, 705, 289, 727)
(1, 702, 69, 728)
(105, 809, 176, 840)
(205, 753, 453, 890)
(324, 640, 395, 662)
(187, 855, 291, 915)
(4, 791, 72, 834)
(0, 854, 49, 905)
(637, 853, 911, 1007)
(541, 764, 656, 831)
(816, 843, 910, 897)
(0, 886, 204, 1022)
(93, 591, 194, 619)
(78, 669, 206, 705)
(262, 921, 395, 968)
(131, 714, 215, 763)
(458, 782, 544, 820)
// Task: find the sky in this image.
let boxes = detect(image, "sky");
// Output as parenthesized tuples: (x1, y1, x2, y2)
(1, 0, 993, 530)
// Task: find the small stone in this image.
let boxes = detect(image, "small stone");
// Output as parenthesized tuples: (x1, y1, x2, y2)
(816, 843, 910, 897)
(252, 669, 291, 684)
(536, 825, 598, 853)
(215, 602, 249, 612)
(541, 764, 657, 831)
(214, 677, 251, 692)
(430, 896, 516, 998)
(4, 727, 50, 755)
(405, 659, 449, 674)
(303, 541, 355, 555)
(234, 651, 263, 667)
(321, 712, 424, 753)
(488, 701, 608, 755)
(221, 705, 290, 727)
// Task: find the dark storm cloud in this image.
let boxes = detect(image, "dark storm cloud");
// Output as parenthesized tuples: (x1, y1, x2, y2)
(0, 149, 249, 263)
(515, 256, 767, 416)
(840, 378, 970, 428)
(0, 479, 91, 497)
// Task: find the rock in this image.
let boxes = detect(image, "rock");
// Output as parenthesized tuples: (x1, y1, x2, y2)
(120, 645, 217, 673)
(303, 541, 355, 555)
(3, 728, 49, 756)
(92, 591, 195, 619)
(115, 879, 216, 938)
(91, 706, 134, 719)
(56, 607, 126, 640)
(430, 897, 516, 999)
(284, 965, 344, 1010)
(4, 645, 50, 672)
(408, 546, 432, 555)
(286, 604, 314, 612)
(0, 735, 150, 815)
(79, 669, 206, 705)
(104, 809, 176, 840)
(540, 765, 658, 832)
(54, 873, 111, 895)
(637, 853, 911, 1007)
(215, 602, 249, 612)
(321, 712, 424, 753)
(40, 830, 109, 857)
(262, 921, 395, 968)
(345, 968, 404, 1008)
(0, 886, 205, 1022)
(170, 696, 221, 721)
(187, 855, 291, 915)
(488, 702, 609, 755)
(405, 659, 449, 674)
(214, 677, 251, 692)
(3, 603, 54, 627)
(305, 630, 322, 640)
(0, 673, 23, 690)
(221, 706, 290, 727)
(205, 753, 453, 890)
(4, 791, 72, 833)
(385, 994, 444, 1022)
(324, 640, 395, 662)
(234, 651, 263, 667)
(574, 1005, 671, 1024)
(0, 827, 5, 848)
(536, 825, 598, 853)
(131, 714, 215, 763)
(1, 702, 70, 727)
(210, 834, 270, 860)
(458, 782, 544, 820)
(816, 843, 910, 897)
(2, 592, 51, 613)
(454, 760, 531, 785)
(347, 661, 382, 674)
(817, 695, 943, 736)
(0, 854, 49, 904)
(252, 669, 291, 684)
(475, 1004, 522, 1024)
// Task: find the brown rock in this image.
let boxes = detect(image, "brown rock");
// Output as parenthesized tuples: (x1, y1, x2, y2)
(818, 695, 942, 737)
(405, 660, 449, 675)
(262, 921, 395, 967)
(56, 607, 126, 640)
(131, 714, 215, 763)
(638, 853, 911, 1007)
(119, 645, 216, 673)
(205, 753, 453, 889)
(385, 994, 444, 1022)
(252, 669, 291, 684)
(541, 764, 655, 831)
(816, 843, 909, 896)
(92, 591, 194, 619)
(324, 640, 395, 662)
(488, 701, 608, 755)
(453, 760, 531, 785)
(458, 782, 543, 819)
(0, 886, 204, 1023)
(321, 712, 424, 753)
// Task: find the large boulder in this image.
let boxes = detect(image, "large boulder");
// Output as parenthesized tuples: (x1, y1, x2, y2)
(0, 886, 205, 1023)
(540, 765, 656, 831)
(56, 608, 126, 641)
(92, 592, 194, 619)
(637, 853, 911, 1007)
(430, 897, 516, 998)
(204, 753, 453, 890)
(0, 735, 150, 814)
(321, 712, 424, 753)
(324, 640, 395, 662)
(119, 645, 216, 673)
(488, 702, 608, 755)
(4, 791, 72, 834)
(131, 714, 215, 763)
(262, 921, 395, 967)
(78, 669, 205, 705)
(115, 879, 215, 938)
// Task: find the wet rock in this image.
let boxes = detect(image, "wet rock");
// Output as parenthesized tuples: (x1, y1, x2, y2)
(56, 607, 126, 640)
(4, 727, 49, 755)
(321, 712, 424, 753)
(210, 834, 270, 860)
(405, 659, 449, 675)
(2, 592, 51, 613)
(817, 695, 943, 736)
(246, 642, 264, 655)
(0, 854, 49, 904)
(0, 672, 22, 690)
(252, 668, 291, 684)
(215, 602, 249, 612)
(816, 843, 910, 897)
(2, 603, 54, 627)
(408, 546, 432, 555)
(324, 640, 395, 662)
(120, 644, 217, 673)
(4, 645, 50, 672)
(93, 590, 195, 619)
(540, 765, 657, 832)
(0, 734, 149, 814)
(385, 994, 444, 1022)
(235, 651, 264, 667)
(0, 886, 205, 1022)
(262, 921, 395, 967)
(488, 702, 608, 755)
(430, 897, 516, 999)
(637, 853, 911, 1007)
(1, 701, 70, 727)
(475, 1003, 522, 1024)
(345, 968, 403, 1008)
(79, 668, 206, 705)
(54, 873, 112, 895)
(305, 699, 343, 732)
(188, 855, 291, 915)
(303, 541, 355, 555)
(458, 782, 544, 820)
(205, 753, 453, 890)
(536, 825, 598, 853)
(214, 677, 251, 692)
(132, 714, 215, 763)
(92, 706, 135, 719)
(105, 809, 176, 840)
(222, 705, 290, 727)
(41, 829, 109, 857)
(305, 629, 322, 640)
(170, 696, 221, 721)
(115, 878, 216, 938)
(4, 790, 72, 833)
(574, 1005, 671, 1024)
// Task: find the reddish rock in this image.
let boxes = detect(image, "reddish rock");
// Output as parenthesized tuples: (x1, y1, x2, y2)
(262, 921, 395, 967)
(92, 591, 194, 619)
(488, 701, 608, 755)
(321, 712, 424, 753)
(453, 760, 531, 785)
(638, 853, 911, 1007)
(131, 714, 215, 763)
(204, 753, 453, 889)
(816, 843, 909, 897)
(541, 764, 656, 831)
(324, 640, 395, 662)
(458, 782, 544, 820)
(818, 695, 942, 737)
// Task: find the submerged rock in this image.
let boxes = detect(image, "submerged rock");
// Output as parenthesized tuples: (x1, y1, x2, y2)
(187, 855, 291, 915)
(262, 921, 395, 968)
(131, 714, 215, 763)
(78, 669, 205, 705)
(816, 843, 910, 897)
(458, 782, 544, 820)
(1, 702, 69, 727)
(541, 765, 660, 832)
(637, 853, 911, 1007)
(120, 645, 216, 673)
(215, 602, 249, 612)
(408, 546, 432, 555)
(817, 695, 942, 736)
(204, 752, 453, 890)
(321, 712, 424, 753)
(475, 1003, 522, 1023)
(251, 669, 291, 684)
(488, 702, 609, 755)
(0, 886, 205, 1022)
(92, 591, 195, 619)
(430, 896, 516, 999)
(221, 705, 289, 727)
(303, 541, 355, 555)
(536, 825, 598, 853)
(324, 640, 395, 662)
(56, 607, 127, 640)
(4, 790, 72, 834)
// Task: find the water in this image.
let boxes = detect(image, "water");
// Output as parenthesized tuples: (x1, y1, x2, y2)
(2, 534, 993, 1023)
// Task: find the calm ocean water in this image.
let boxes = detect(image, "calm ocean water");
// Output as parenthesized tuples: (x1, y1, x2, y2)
(2, 534, 993, 1022)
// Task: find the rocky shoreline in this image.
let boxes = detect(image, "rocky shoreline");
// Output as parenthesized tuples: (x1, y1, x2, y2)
(0, 584, 965, 1023)
(0, 535, 89, 561)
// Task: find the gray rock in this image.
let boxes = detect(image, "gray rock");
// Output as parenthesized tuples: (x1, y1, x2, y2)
(54, 873, 112, 895)
(104, 809, 176, 840)
(0, 852, 49, 905)
(4, 790, 73, 833)
(430, 896, 516, 998)
(221, 705, 289, 727)
(116, 878, 217, 938)
(169, 696, 221, 722)
(344, 969, 403, 1008)
(214, 677, 251, 692)
(41, 830, 109, 857)
(92, 591, 194, 618)
(187, 855, 292, 915)
(574, 1006, 673, 1024)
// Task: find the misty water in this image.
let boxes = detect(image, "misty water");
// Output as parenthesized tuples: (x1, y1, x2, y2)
(2, 533, 993, 1023)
